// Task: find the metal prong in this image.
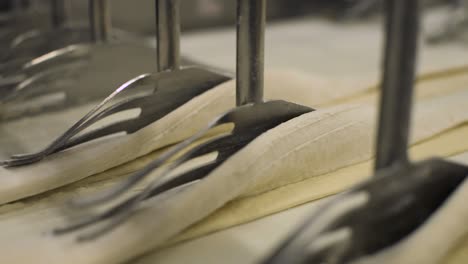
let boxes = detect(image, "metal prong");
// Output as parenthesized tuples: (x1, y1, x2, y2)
(54, 194, 138, 236)
(306, 228, 352, 263)
(374, 0, 419, 170)
(56, 131, 230, 239)
(236, 0, 266, 106)
(70, 117, 229, 208)
(89, 0, 112, 43)
(156, 0, 181, 72)
(1, 74, 152, 167)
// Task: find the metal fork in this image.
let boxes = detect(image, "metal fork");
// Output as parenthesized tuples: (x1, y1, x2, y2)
(52, 0, 314, 241)
(0, 0, 105, 96)
(0, 0, 140, 93)
(1, 0, 72, 63)
(0, 0, 231, 166)
(2, 0, 116, 65)
(0, 42, 90, 78)
(0, 0, 114, 89)
(262, 159, 468, 264)
(0, 0, 156, 120)
(0, 0, 44, 59)
(262, 1, 468, 263)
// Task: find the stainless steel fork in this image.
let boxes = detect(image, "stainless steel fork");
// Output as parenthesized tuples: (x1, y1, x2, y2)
(0, 0, 231, 166)
(262, 1, 468, 263)
(52, 0, 314, 241)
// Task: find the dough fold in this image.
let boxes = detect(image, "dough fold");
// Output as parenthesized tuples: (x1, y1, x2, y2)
(1, 66, 467, 204)
(0, 88, 467, 264)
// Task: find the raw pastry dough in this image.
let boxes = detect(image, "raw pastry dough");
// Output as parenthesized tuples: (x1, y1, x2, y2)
(0, 70, 324, 204)
(0, 66, 467, 205)
(169, 125, 468, 246)
(0, 88, 467, 264)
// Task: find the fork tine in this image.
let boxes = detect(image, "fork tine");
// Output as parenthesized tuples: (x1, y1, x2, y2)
(60, 167, 199, 240)
(144, 163, 216, 198)
(11, 93, 147, 159)
(75, 205, 137, 242)
(8, 92, 179, 166)
(7, 117, 137, 166)
(59, 119, 304, 240)
(0, 155, 43, 167)
(55, 133, 230, 238)
(128, 133, 234, 200)
(0, 74, 25, 89)
(6, 104, 133, 161)
(305, 229, 352, 263)
(60, 101, 312, 238)
(55, 161, 212, 240)
(1, 44, 89, 78)
(262, 192, 369, 264)
(21, 44, 90, 72)
(2, 74, 152, 165)
(1, 71, 51, 102)
(54, 193, 139, 235)
(4, 66, 222, 166)
(70, 122, 229, 208)
(55, 118, 139, 152)
(36, 96, 147, 152)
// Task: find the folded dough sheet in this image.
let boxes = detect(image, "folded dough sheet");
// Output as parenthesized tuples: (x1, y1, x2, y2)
(0, 15, 467, 264)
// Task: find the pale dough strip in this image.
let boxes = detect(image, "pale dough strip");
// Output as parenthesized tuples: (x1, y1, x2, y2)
(0, 88, 467, 263)
(1, 66, 468, 205)
(169, 123, 468, 246)
(0, 70, 352, 205)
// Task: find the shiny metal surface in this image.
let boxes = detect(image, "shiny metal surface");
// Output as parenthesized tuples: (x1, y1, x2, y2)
(262, 158, 468, 264)
(1, 0, 124, 68)
(89, 0, 112, 43)
(262, 1, 468, 263)
(0, 3, 47, 60)
(53, 100, 312, 241)
(0, 43, 156, 114)
(0, 66, 229, 167)
(0, 0, 231, 166)
(156, 0, 180, 71)
(236, 0, 265, 105)
(0, 0, 150, 120)
(49, 0, 313, 242)
(374, 0, 419, 170)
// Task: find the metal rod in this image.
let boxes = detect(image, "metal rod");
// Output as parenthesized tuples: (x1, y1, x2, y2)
(374, 0, 420, 171)
(89, 0, 112, 43)
(50, 0, 70, 28)
(155, 0, 181, 72)
(236, 0, 266, 106)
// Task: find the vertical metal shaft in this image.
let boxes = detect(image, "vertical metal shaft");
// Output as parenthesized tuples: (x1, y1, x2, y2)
(155, 0, 181, 72)
(89, 0, 112, 43)
(50, 0, 70, 28)
(374, 0, 420, 171)
(236, 0, 266, 106)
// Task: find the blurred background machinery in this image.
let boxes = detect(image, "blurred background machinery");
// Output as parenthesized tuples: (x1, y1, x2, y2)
(1, 0, 462, 34)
